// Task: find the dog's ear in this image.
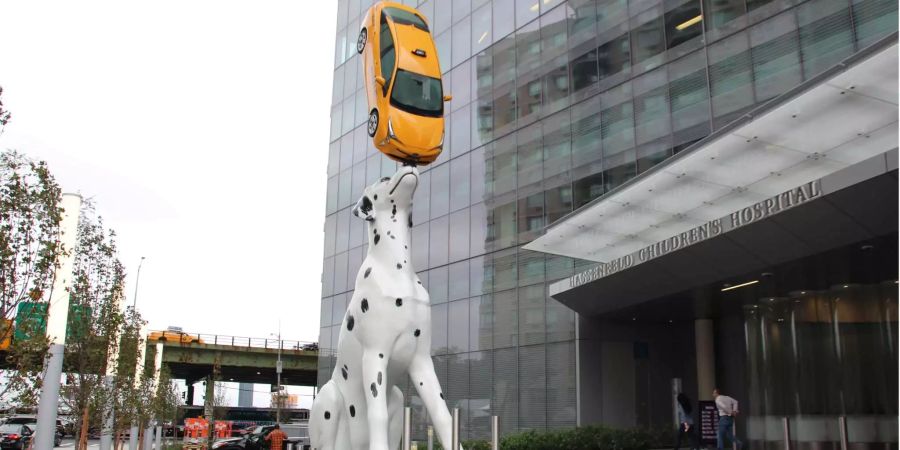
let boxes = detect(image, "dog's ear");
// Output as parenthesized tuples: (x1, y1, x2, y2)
(352, 195, 375, 222)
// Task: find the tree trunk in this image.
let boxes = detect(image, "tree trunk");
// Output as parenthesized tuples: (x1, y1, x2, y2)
(79, 404, 90, 450)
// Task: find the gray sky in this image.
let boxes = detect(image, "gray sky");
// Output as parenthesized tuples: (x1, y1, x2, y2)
(0, 1, 338, 407)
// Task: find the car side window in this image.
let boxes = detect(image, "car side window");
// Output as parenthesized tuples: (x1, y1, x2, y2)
(379, 13, 396, 95)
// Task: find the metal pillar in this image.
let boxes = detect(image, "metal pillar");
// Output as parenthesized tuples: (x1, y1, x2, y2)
(491, 416, 499, 450)
(782, 417, 792, 450)
(129, 426, 139, 450)
(34, 193, 82, 450)
(143, 424, 153, 450)
(695, 319, 716, 400)
(154, 425, 162, 450)
(426, 426, 433, 450)
(204, 375, 215, 450)
(839, 416, 849, 450)
(402, 407, 411, 450)
(186, 384, 195, 405)
(451, 408, 459, 450)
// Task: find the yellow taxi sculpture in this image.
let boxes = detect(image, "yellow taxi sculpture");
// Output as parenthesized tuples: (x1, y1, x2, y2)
(358, 2, 450, 166)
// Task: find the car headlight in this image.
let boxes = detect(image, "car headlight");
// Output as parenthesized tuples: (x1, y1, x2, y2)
(211, 442, 224, 449)
(387, 118, 397, 139)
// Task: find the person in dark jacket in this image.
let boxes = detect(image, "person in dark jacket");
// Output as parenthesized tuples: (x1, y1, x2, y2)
(675, 393, 700, 450)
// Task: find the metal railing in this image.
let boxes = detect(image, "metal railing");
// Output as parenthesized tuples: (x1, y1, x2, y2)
(148, 330, 318, 351)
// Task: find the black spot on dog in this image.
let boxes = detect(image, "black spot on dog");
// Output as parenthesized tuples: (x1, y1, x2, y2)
(392, 204, 397, 216)
(414, 329, 421, 337)
(440, 393, 444, 400)
(405, 245, 408, 249)
(408, 212, 413, 228)
(379, 353, 384, 358)
(374, 234, 380, 245)
(360, 196, 373, 216)
(341, 367, 348, 380)
(374, 194, 378, 200)
(390, 199, 394, 203)
(346, 315, 355, 331)
(417, 280, 422, 284)
(419, 382, 423, 386)
(361, 299, 369, 313)
(396, 263, 402, 269)
(377, 372, 382, 385)
(349, 405, 356, 417)
(395, 298, 403, 306)
(324, 411, 331, 420)
(370, 383, 378, 398)
(373, 228, 377, 234)
(390, 235, 395, 239)
(364, 267, 371, 278)
(380, 177, 390, 182)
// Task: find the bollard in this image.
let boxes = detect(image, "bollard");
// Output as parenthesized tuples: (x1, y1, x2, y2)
(782, 417, 791, 450)
(491, 416, 499, 450)
(403, 407, 411, 450)
(427, 426, 433, 450)
(451, 408, 460, 450)
(839, 416, 849, 450)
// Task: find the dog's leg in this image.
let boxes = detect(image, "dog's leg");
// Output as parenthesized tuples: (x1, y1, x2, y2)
(387, 386, 404, 450)
(362, 350, 391, 450)
(310, 380, 342, 450)
(409, 355, 460, 450)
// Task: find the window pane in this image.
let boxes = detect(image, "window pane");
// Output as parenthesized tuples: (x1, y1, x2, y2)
(470, 297, 493, 352)
(570, 48, 599, 97)
(633, 68, 670, 145)
(430, 162, 450, 219)
(750, 12, 802, 102)
(492, 289, 518, 348)
(452, 16, 472, 68)
(516, 0, 540, 28)
(449, 260, 470, 301)
(600, 85, 635, 156)
(545, 183, 573, 224)
(470, 255, 487, 297)
(492, 248, 518, 292)
(493, 0, 516, 42)
(492, 33, 518, 135)
(449, 208, 471, 263)
(798, 0, 854, 78)
(519, 285, 546, 345)
(603, 148, 636, 191)
(852, 0, 898, 48)
(413, 170, 430, 226)
(322, 258, 335, 298)
(668, 51, 710, 134)
(540, 5, 571, 114)
(517, 125, 543, 190)
(664, 0, 704, 53)
(448, 300, 470, 353)
(472, 3, 492, 55)
(450, 152, 471, 212)
(570, 95, 603, 168)
(487, 201, 517, 251)
(517, 192, 545, 243)
(453, 0, 472, 24)
(598, 32, 632, 83)
(333, 251, 348, 295)
(451, 104, 472, 158)
(431, 303, 448, 354)
(347, 246, 363, 291)
(518, 344, 547, 429)
(412, 223, 429, 269)
(709, 31, 755, 128)
(573, 171, 605, 208)
(429, 264, 449, 304)
(543, 109, 572, 180)
(450, 60, 472, 111)
(470, 202, 487, 257)
(704, 0, 746, 30)
(516, 20, 543, 124)
(470, 146, 487, 205)
(433, 0, 452, 35)
(630, 10, 666, 72)
(518, 250, 546, 287)
(430, 214, 450, 267)
(493, 347, 519, 432)
(488, 134, 517, 198)
(637, 139, 672, 173)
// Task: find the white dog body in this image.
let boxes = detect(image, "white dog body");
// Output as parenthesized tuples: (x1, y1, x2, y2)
(310, 166, 459, 450)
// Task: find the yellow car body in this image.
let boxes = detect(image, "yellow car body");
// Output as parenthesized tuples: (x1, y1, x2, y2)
(358, 2, 449, 166)
(148, 330, 202, 344)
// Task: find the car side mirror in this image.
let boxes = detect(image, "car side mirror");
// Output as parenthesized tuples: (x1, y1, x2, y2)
(375, 76, 386, 87)
(443, 94, 452, 102)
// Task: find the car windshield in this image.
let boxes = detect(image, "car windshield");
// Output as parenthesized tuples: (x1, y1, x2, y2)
(0, 425, 23, 434)
(383, 8, 428, 32)
(390, 70, 443, 117)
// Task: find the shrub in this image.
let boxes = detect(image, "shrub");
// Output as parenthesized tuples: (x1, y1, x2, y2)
(426, 425, 670, 450)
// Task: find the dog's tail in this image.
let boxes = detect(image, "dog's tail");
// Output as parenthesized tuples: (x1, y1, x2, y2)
(309, 380, 343, 450)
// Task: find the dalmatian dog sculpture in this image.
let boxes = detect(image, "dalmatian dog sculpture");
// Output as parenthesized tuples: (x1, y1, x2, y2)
(310, 165, 461, 450)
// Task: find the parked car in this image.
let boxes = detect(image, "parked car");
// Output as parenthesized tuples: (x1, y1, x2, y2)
(358, 1, 450, 166)
(212, 424, 309, 450)
(0, 424, 33, 450)
(25, 423, 62, 447)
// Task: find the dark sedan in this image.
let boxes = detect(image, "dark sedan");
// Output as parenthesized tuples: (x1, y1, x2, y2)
(0, 424, 33, 450)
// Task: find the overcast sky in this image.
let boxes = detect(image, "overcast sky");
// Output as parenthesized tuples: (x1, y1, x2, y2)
(0, 1, 338, 408)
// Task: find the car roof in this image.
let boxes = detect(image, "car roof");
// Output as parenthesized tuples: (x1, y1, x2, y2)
(388, 19, 441, 79)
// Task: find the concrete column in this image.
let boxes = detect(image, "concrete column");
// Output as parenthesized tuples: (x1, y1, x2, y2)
(99, 375, 116, 450)
(143, 425, 153, 450)
(695, 319, 716, 400)
(129, 426, 139, 450)
(154, 426, 162, 450)
(35, 193, 82, 450)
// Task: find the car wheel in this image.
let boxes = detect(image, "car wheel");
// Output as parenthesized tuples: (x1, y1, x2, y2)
(357, 28, 367, 54)
(367, 109, 379, 137)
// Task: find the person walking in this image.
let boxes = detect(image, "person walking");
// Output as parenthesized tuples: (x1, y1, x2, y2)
(675, 393, 699, 450)
(264, 424, 288, 450)
(713, 388, 742, 450)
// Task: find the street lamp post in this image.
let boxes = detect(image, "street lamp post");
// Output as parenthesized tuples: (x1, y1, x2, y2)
(132, 256, 146, 308)
(271, 325, 282, 423)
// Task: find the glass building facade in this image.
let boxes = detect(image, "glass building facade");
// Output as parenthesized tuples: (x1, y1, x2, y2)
(320, 0, 898, 440)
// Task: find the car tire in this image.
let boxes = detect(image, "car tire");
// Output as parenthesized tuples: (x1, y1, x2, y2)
(357, 28, 367, 54)
(367, 109, 379, 137)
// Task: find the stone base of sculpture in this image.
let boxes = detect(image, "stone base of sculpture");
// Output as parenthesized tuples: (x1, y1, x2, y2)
(310, 166, 461, 450)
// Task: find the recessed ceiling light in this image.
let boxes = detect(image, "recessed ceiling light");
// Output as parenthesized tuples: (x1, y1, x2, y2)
(721, 280, 759, 291)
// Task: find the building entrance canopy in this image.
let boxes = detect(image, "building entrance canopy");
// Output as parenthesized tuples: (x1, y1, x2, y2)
(525, 39, 897, 268)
